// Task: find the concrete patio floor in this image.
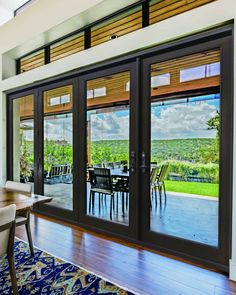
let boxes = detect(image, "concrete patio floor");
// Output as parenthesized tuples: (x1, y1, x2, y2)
(44, 183, 218, 246)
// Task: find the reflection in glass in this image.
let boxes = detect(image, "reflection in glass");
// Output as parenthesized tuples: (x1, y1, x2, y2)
(86, 72, 130, 224)
(150, 50, 220, 246)
(13, 95, 34, 190)
(43, 85, 73, 210)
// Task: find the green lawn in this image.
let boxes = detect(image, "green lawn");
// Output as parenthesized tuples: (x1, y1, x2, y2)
(165, 180, 219, 197)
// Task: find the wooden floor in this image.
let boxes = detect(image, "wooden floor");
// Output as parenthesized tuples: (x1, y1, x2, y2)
(16, 214, 236, 295)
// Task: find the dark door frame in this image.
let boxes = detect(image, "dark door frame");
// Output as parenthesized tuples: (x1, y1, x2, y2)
(35, 78, 78, 221)
(140, 35, 233, 269)
(76, 62, 140, 238)
(6, 25, 233, 271)
(7, 88, 38, 185)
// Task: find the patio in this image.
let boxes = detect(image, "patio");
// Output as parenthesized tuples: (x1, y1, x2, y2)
(44, 183, 218, 246)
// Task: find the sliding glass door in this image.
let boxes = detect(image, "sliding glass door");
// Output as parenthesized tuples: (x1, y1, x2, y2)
(77, 63, 139, 237)
(7, 90, 36, 191)
(43, 84, 73, 211)
(140, 38, 232, 267)
(7, 29, 232, 269)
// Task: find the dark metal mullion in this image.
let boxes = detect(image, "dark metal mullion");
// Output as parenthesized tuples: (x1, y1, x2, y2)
(77, 77, 87, 221)
(142, 0, 150, 28)
(218, 36, 234, 263)
(131, 57, 142, 239)
(73, 77, 80, 221)
(33, 90, 39, 193)
(84, 27, 91, 50)
(44, 46, 51, 64)
(6, 98, 13, 181)
(16, 59, 21, 75)
(35, 88, 44, 196)
(140, 58, 151, 236)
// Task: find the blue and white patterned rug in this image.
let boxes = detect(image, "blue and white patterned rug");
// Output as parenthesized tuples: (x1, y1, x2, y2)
(0, 240, 136, 294)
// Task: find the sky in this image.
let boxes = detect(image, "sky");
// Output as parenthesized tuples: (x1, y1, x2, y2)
(21, 95, 220, 143)
(89, 95, 220, 141)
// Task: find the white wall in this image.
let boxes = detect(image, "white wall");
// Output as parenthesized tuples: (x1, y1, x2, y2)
(0, 0, 235, 280)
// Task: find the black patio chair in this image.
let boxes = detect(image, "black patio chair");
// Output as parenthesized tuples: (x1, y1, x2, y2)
(155, 164, 169, 205)
(150, 167, 159, 208)
(89, 168, 115, 220)
(113, 175, 129, 216)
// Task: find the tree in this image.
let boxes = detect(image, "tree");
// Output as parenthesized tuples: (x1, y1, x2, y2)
(207, 111, 220, 137)
(200, 111, 220, 164)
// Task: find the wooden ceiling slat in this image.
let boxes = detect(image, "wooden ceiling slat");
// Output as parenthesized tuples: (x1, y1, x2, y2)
(91, 10, 142, 38)
(91, 24, 142, 47)
(21, 52, 44, 65)
(21, 62, 44, 72)
(151, 50, 220, 72)
(51, 45, 84, 61)
(51, 36, 84, 55)
(150, 0, 182, 13)
(21, 58, 44, 68)
(51, 43, 84, 57)
(21, 51, 44, 72)
(91, 22, 142, 47)
(51, 46, 84, 61)
(91, 17, 142, 43)
(43, 85, 73, 115)
(150, 0, 216, 24)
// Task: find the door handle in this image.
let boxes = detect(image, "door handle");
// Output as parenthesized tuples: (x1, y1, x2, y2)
(130, 151, 135, 173)
(140, 152, 149, 173)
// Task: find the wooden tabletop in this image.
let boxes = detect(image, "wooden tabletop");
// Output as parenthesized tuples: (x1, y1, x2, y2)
(0, 187, 52, 212)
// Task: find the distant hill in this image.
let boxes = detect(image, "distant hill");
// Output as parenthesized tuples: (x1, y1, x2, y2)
(90, 138, 216, 163)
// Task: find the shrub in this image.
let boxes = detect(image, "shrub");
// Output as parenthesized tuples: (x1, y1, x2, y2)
(163, 160, 219, 183)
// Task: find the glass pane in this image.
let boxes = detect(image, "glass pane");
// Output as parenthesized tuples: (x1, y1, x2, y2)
(20, 50, 44, 73)
(51, 32, 84, 62)
(149, 0, 215, 25)
(43, 85, 73, 210)
(13, 94, 34, 191)
(91, 6, 142, 47)
(86, 71, 130, 225)
(150, 50, 221, 246)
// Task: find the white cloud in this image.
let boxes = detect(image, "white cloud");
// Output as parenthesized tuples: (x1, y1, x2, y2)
(22, 101, 218, 143)
(44, 115, 73, 143)
(151, 102, 218, 140)
(90, 112, 129, 141)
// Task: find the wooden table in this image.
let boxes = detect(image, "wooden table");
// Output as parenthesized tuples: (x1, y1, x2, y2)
(0, 187, 52, 212)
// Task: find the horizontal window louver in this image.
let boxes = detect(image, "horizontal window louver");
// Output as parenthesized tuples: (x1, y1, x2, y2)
(50, 33, 84, 62)
(150, 0, 216, 25)
(20, 50, 44, 73)
(91, 6, 142, 47)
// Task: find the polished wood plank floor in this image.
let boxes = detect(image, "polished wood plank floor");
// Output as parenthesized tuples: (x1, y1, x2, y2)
(16, 214, 236, 295)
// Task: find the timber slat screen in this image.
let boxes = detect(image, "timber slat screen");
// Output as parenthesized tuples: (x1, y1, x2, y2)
(17, 0, 217, 74)
(150, 0, 216, 24)
(50, 33, 85, 62)
(20, 50, 44, 73)
(91, 7, 142, 47)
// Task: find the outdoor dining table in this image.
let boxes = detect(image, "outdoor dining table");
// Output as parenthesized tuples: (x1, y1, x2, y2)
(0, 187, 52, 212)
(110, 168, 129, 178)
(110, 169, 129, 216)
